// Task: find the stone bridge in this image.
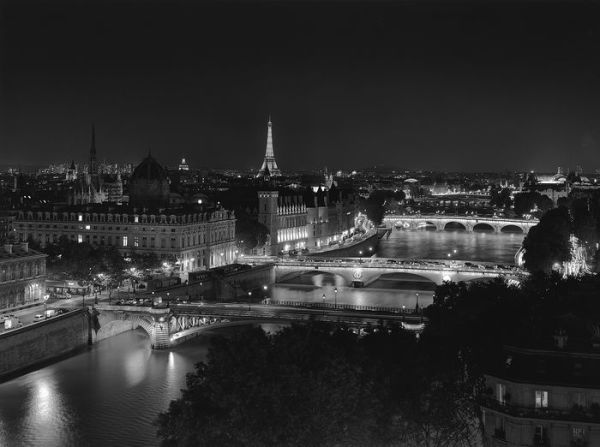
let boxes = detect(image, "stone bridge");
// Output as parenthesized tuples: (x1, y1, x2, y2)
(383, 214, 538, 234)
(268, 257, 523, 287)
(91, 302, 422, 349)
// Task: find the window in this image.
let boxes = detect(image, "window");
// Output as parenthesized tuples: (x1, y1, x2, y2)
(134, 237, 139, 247)
(85, 225, 91, 230)
(77, 234, 83, 243)
(497, 384, 506, 405)
(535, 390, 548, 409)
(78, 215, 83, 222)
(572, 427, 585, 442)
(122, 236, 128, 247)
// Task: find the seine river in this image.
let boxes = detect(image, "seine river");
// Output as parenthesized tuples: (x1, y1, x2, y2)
(377, 229, 524, 264)
(0, 231, 524, 447)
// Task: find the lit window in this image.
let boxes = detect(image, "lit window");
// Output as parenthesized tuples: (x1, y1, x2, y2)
(122, 236, 128, 247)
(535, 390, 548, 408)
(78, 215, 83, 222)
(85, 225, 91, 230)
(134, 216, 139, 223)
(134, 237, 139, 247)
(77, 234, 83, 243)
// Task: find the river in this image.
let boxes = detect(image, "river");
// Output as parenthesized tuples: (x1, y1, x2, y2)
(377, 229, 524, 264)
(0, 231, 524, 446)
(0, 327, 269, 447)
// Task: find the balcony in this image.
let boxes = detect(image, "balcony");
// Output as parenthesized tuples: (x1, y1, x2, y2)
(480, 396, 600, 424)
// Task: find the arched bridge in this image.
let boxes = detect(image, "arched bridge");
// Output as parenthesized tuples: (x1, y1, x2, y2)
(89, 302, 422, 349)
(271, 257, 523, 287)
(383, 214, 538, 234)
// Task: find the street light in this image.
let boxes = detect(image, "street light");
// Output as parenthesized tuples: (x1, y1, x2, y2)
(415, 292, 420, 312)
(334, 287, 338, 309)
(43, 294, 49, 319)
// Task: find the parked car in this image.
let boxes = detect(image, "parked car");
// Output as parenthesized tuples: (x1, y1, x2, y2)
(34, 314, 45, 321)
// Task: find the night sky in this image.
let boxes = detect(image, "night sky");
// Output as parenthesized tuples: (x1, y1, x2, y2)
(1, 0, 600, 172)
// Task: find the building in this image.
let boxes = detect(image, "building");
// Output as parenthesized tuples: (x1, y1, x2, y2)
(178, 158, 190, 171)
(0, 242, 47, 310)
(13, 155, 237, 273)
(257, 117, 281, 177)
(481, 343, 600, 446)
(257, 186, 357, 254)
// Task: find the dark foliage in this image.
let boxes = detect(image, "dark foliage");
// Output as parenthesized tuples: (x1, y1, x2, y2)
(522, 207, 571, 273)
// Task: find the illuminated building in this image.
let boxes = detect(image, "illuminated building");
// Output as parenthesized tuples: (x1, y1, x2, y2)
(0, 242, 47, 310)
(257, 186, 357, 254)
(13, 155, 236, 272)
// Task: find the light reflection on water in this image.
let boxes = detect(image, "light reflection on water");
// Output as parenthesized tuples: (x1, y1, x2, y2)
(0, 326, 261, 447)
(274, 231, 524, 309)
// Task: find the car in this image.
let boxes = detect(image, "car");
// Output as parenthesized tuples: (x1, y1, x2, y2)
(34, 314, 45, 321)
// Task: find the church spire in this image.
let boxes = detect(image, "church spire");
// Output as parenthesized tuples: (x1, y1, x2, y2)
(90, 123, 97, 176)
(258, 116, 281, 177)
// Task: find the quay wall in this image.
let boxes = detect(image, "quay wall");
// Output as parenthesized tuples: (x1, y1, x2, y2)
(0, 310, 89, 381)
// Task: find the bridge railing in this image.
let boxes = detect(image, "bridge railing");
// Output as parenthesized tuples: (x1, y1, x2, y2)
(271, 300, 423, 315)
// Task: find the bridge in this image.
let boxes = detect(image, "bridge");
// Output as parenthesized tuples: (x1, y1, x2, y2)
(241, 256, 523, 286)
(86, 302, 424, 349)
(383, 214, 538, 234)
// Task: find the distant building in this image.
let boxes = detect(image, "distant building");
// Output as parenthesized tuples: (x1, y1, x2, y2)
(0, 242, 47, 310)
(13, 155, 237, 273)
(178, 158, 190, 171)
(257, 117, 281, 177)
(257, 186, 357, 254)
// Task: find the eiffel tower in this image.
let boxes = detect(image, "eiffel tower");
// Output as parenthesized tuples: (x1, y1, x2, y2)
(258, 116, 281, 177)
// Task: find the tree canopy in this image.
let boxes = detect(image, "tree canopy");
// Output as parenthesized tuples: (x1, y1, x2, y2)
(156, 323, 479, 447)
(522, 206, 571, 273)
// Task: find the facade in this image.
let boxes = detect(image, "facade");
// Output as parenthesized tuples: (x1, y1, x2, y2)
(257, 118, 281, 177)
(481, 345, 600, 447)
(13, 206, 236, 272)
(0, 243, 47, 310)
(257, 187, 357, 254)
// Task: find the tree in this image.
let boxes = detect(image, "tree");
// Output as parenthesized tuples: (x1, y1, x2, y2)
(522, 207, 571, 273)
(513, 192, 553, 216)
(156, 323, 480, 447)
(489, 186, 512, 209)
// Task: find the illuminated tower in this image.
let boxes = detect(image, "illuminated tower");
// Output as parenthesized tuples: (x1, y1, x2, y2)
(257, 116, 281, 177)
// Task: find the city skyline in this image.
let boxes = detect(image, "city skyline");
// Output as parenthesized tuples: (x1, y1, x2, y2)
(2, 1, 600, 171)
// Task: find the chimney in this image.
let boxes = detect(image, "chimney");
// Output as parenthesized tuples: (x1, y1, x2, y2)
(20, 242, 29, 253)
(3, 244, 12, 254)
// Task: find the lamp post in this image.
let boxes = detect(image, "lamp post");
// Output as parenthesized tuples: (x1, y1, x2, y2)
(415, 292, 420, 313)
(358, 250, 363, 262)
(334, 287, 338, 309)
(43, 294, 49, 319)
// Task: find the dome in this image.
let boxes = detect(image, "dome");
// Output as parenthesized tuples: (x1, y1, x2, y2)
(131, 155, 168, 182)
(129, 155, 170, 209)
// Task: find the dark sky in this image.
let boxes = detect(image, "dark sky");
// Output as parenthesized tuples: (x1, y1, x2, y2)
(1, 0, 600, 172)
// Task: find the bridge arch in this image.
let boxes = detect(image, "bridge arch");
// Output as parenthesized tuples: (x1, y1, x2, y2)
(367, 272, 437, 290)
(473, 223, 495, 232)
(96, 312, 155, 342)
(277, 270, 350, 287)
(500, 224, 524, 234)
(416, 221, 437, 231)
(444, 221, 467, 231)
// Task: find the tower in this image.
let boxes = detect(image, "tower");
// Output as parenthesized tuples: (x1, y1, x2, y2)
(257, 116, 281, 177)
(90, 124, 97, 176)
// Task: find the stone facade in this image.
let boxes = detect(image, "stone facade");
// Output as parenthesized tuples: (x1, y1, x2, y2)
(0, 243, 47, 310)
(481, 345, 600, 447)
(13, 206, 236, 272)
(257, 187, 357, 254)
